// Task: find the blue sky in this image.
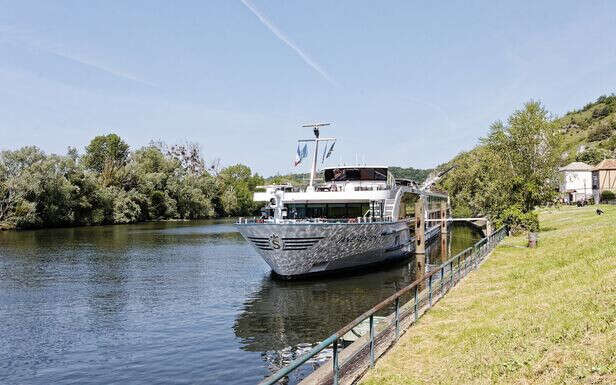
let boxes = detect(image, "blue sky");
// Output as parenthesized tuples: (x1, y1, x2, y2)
(1, 1, 615, 176)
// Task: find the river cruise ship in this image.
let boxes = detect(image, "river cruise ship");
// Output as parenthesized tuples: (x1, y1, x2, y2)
(236, 128, 448, 278)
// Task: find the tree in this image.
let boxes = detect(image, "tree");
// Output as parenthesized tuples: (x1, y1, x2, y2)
(437, 101, 563, 232)
(0, 147, 46, 226)
(218, 164, 264, 216)
(482, 101, 562, 213)
(16, 155, 78, 228)
(83, 134, 130, 186)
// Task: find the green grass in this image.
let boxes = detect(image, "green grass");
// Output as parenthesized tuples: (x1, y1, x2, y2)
(361, 205, 616, 384)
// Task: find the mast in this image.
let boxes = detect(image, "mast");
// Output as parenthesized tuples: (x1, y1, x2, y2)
(300, 123, 333, 191)
(310, 140, 319, 188)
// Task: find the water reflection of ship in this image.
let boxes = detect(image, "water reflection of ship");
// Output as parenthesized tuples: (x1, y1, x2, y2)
(233, 225, 479, 382)
(233, 223, 482, 382)
(233, 259, 425, 382)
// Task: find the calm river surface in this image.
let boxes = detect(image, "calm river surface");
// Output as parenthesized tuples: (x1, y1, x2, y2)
(0, 220, 482, 385)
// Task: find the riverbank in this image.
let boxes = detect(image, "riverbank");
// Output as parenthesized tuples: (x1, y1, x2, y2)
(0, 217, 239, 231)
(361, 205, 616, 384)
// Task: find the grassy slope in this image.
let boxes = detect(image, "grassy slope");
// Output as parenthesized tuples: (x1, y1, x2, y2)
(361, 205, 616, 384)
(556, 96, 616, 164)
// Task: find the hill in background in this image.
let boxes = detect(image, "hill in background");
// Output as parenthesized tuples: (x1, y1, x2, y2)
(556, 94, 616, 165)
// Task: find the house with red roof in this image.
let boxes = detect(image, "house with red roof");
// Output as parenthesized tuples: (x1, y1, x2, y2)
(592, 159, 616, 202)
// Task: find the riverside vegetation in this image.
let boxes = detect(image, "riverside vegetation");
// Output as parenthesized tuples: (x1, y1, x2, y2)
(2, 94, 615, 231)
(361, 205, 616, 384)
(435, 95, 616, 233)
(0, 135, 263, 230)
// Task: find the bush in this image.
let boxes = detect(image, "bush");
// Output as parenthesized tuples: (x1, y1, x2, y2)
(498, 205, 539, 235)
(576, 147, 608, 165)
(587, 122, 613, 142)
(601, 135, 616, 151)
(592, 105, 612, 119)
(600, 190, 615, 202)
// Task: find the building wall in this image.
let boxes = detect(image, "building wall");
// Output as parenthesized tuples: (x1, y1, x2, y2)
(598, 169, 616, 191)
(560, 170, 592, 201)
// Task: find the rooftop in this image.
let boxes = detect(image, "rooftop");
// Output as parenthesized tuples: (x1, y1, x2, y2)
(558, 161, 593, 171)
(594, 159, 616, 170)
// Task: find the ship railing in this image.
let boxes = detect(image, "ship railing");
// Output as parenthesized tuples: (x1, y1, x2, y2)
(258, 226, 507, 385)
(237, 216, 395, 224)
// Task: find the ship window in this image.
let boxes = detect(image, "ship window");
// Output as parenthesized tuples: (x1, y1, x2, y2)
(286, 204, 306, 219)
(347, 203, 363, 218)
(325, 167, 389, 182)
(306, 204, 326, 218)
(327, 203, 347, 218)
(325, 168, 345, 181)
(399, 192, 419, 219)
(360, 168, 374, 180)
(346, 168, 361, 180)
(361, 203, 371, 216)
(375, 168, 387, 180)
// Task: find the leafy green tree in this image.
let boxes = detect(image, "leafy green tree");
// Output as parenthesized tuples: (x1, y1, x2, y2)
(220, 186, 239, 216)
(217, 164, 264, 216)
(111, 187, 143, 223)
(482, 101, 562, 213)
(1, 138, 263, 228)
(438, 101, 562, 232)
(83, 134, 130, 186)
(170, 174, 216, 219)
(16, 155, 77, 228)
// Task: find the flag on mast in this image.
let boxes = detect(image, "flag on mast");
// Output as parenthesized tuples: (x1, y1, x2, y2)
(321, 141, 328, 163)
(325, 141, 335, 159)
(293, 143, 308, 167)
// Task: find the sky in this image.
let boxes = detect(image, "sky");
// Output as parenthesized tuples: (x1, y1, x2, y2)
(1, 1, 615, 176)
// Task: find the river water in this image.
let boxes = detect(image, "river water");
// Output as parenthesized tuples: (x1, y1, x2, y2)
(0, 220, 482, 385)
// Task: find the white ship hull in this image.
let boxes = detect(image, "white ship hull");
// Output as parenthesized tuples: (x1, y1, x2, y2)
(236, 221, 440, 277)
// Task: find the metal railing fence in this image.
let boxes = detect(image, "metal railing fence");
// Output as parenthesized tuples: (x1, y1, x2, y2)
(259, 226, 507, 385)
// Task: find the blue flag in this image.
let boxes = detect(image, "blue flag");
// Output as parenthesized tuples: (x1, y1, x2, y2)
(294, 143, 308, 167)
(325, 141, 335, 159)
(322, 142, 328, 163)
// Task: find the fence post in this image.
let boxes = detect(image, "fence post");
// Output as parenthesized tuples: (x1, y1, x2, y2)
(369, 315, 375, 368)
(333, 339, 339, 385)
(428, 275, 433, 307)
(464, 251, 468, 276)
(395, 297, 400, 341)
(450, 260, 453, 290)
(440, 266, 444, 295)
(414, 286, 418, 321)
(457, 254, 461, 283)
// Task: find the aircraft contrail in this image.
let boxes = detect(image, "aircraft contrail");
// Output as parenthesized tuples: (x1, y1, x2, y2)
(240, 0, 339, 87)
(0, 23, 157, 87)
